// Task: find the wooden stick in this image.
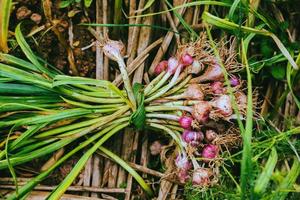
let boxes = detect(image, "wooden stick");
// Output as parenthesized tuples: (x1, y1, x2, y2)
(124, 131, 139, 200)
(113, 38, 163, 86)
(126, 0, 146, 64)
(19, 191, 105, 200)
(96, 0, 104, 80)
(83, 156, 93, 196)
(0, 185, 126, 193)
(148, 0, 187, 75)
(117, 128, 134, 196)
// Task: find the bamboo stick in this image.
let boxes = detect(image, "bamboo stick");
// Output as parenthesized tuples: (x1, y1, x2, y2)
(113, 38, 163, 86)
(148, 1, 187, 75)
(0, 185, 126, 193)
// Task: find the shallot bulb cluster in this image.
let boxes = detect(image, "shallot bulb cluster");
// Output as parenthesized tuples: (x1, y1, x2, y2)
(147, 38, 248, 188)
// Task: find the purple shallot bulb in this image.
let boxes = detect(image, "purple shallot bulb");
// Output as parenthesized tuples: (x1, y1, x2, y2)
(182, 130, 204, 147)
(179, 116, 193, 129)
(192, 168, 212, 186)
(202, 144, 219, 162)
(154, 60, 168, 75)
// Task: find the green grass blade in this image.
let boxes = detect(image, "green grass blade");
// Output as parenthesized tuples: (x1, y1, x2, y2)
(273, 157, 300, 200)
(240, 39, 254, 199)
(129, 1, 230, 18)
(0, 83, 53, 95)
(15, 24, 54, 76)
(0, 63, 52, 88)
(46, 123, 129, 200)
(202, 12, 298, 70)
(6, 123, 121, 200)
(99, 146, 153, 196)
(0, 138, 73, 169)
(228, 0, 241, 20)
(254, 148, 278, 196)
(0, 0, 12, 53)
(0, 53, 40, 72)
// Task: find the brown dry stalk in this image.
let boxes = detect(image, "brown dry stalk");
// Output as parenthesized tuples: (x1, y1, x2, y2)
(42, 0, 78, 75)
(162, 2, 181, 45)
(148, 1, 187, 75)
(126, 0, 145, 64)
(113, 38, 163, 86)
(82, 156, 93, 196)
(40, 148, 65, 172)
(132, 6, 154, 83)
(124, 131, 139, 200)
(0, 185, 125, 193)
(95, 0, 105, 80)
(116, 129, 135, 187)
(127, 0, 136, 55)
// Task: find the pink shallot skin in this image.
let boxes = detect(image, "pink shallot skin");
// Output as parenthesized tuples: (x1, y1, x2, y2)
(154, 60, 168, 75)
(184, 84, 205, 100)
(192, 101, 211, 123)
(210, 81, 225, 95)
(210, 94, 233, 117)
(149, 141, 163, 156)
(191, 62, 224, 83)
(192, 168, 212, 187)
(175, 153, 192, 171)
(180, 53, 194, 66)
(182, 130, 204, 147)
(178, 169, 190, 184)
(179, 116, 193, 129)
(167, 57, 179, 75)
(205, 130, 218, 142)
(202, 144, 219, 162)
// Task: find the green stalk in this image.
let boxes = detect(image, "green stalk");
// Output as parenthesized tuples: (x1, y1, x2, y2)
(144, 71, 166, 95)
(99, 146, 153, 196)
(0, 138, 73, 169)
(6, 123, 123, 200)
(254, 148, 277, 197)
(46, 123, 129, 200)
(148, 122, 183, 152)
(145, 66, 183, 102)
(36, 106, 129, 138)
(0, 0, 12, 53)
(146, 105, 193, 113)
(272, 157, 300, 200)
(240, 39, 253, 199)
(146, 72, 171, 96)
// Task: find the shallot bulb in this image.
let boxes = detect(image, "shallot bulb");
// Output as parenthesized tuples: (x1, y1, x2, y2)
(202, 144, 219, 162)
(184, 84, 205, 100)
(103, 40, 126, 62)
(187, 60, 203, 74)
(182, 130, 204, 147)
(178, 169, 190, 184)
(230, 75, 241, 87)
(191, 62, 224, 83)
(149, 141, 162, 156)
(235, 91, 247, 111)
(175, 153, 192, 170)
(192, 101, 211, 123)
(165, 84, 204, 100)
(180, 53, 194, 66)
(205, 130, 218, 142)
(179, 116, 193, 129)
(167, 57, 179, 74)
(192, 168, 212, 186)
(154, 60, 168, 75)
(210, 81, 225, 94)
(210, 95, 233, 116)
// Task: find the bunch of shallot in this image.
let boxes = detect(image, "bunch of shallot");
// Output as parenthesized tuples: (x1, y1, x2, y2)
(146, 38, 248, 188)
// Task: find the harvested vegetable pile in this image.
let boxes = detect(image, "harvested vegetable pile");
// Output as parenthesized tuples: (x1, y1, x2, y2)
(0, 23, 250, 199)
(1, 1, 300, 200)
